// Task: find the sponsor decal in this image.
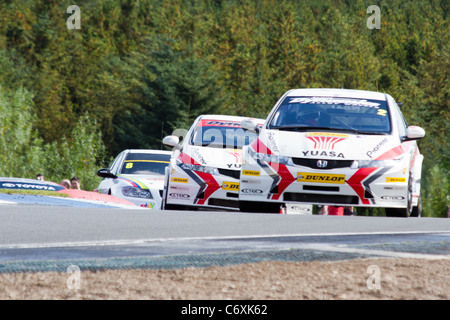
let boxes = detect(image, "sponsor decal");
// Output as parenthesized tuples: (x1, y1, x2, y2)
(169, 185, 189, 191)
(241, 179, 260, 184)
(222, 182, 239, 191)
(306, 133, 348, 150)
(267, 132, 279, 153)
(306, 132, 349, 138)
(0, 182, 62, 191)
(381, 195, 405, 200)
(199, 120, 241, 127)
(226, 163, 242, 169)
(375, 145, 405, 160)
(366, 138, 388, 158)
(242, 170, 260, 176)
(302, 150, 345, 158)
(191, 148, 207, 165)
(285, 203, 313, 215)
(140, 202, 156, 209)
(170, 177, 189, 183)
(169, 193, 190, 199)
(227, 150, 242, 163)
(289, 97, 381, 108)
(385, 177, 406, 183)
(241, 188, 263, 194)
(297, 172, 345, 184)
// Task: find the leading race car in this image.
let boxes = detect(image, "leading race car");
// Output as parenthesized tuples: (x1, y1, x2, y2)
(162, 115, 264, 211)
(239, 88, 425, 217)
(95, 149, 171, 209)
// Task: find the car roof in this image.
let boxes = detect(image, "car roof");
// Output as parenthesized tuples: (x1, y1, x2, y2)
(199, 114, 265, 123)
(285, 88, 387, 101)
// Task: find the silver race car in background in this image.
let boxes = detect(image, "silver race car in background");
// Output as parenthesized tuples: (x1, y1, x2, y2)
(162, 115, 264, 211)
(239, 88, 425, 217)
(96, 149, 171, 209)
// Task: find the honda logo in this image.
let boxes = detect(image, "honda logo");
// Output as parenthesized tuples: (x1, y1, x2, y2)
(316, 160, 328, 168)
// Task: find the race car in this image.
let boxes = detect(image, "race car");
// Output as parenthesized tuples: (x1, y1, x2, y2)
(239, 88, 425, 217)
(0, 177, 65, 192)
(95, 149, 171, 209)
(162, 115, 264, 211)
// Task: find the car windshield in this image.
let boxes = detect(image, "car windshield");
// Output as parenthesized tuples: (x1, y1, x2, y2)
(268, 96, 391, 134)
(190, 119, 259, 149)
(120, 153, 170, 175)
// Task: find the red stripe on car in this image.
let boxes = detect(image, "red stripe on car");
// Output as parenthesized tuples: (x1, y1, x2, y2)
(347, 167, 378, 205)
(194, 172, 221, 205)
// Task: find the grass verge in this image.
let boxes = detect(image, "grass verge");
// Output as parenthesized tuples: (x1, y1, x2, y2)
(0, 189, 70, 198)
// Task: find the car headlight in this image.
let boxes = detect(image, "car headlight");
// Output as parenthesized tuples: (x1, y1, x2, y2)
(351, 158, 404, 169)
(177, 160, 219, 175)
(122, 186, 153, 199)
(250, 151, 293, 166)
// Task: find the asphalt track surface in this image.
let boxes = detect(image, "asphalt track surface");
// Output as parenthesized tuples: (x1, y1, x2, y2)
(0, 195, 449, 273)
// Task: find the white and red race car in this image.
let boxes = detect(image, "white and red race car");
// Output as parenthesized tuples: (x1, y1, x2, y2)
(239, 88, 425, 217)
(162, 115, 264, 211)
(96, 149, 171, 209)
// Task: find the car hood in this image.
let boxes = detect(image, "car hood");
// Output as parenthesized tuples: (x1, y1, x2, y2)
(183, 146, 244, 169)
(258, 130, 400, 160)
(118, 174, 165, 190)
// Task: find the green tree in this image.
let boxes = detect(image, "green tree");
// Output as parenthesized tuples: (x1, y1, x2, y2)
(113, 36, 227, 150)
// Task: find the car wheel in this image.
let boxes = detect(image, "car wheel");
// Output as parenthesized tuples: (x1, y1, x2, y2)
(410, 196, 422, 217)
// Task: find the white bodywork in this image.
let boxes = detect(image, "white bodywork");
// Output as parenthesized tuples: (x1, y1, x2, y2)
(238, 89, 425, 216)
(163, 115, 264, 210)
(95, 149, 171, 209)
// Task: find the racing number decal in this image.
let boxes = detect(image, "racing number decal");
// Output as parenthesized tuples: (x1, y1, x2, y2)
(126, 162, 133, 169)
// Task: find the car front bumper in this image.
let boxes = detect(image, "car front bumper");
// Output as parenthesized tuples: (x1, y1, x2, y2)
(238, 160, 410, 208)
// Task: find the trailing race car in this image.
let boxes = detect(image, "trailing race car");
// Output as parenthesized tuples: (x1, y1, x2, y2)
(162, 115, 264, 211)
(0, 177, 65, 192)
(239, 88, 425, 217)
(95, 149, 171, 209)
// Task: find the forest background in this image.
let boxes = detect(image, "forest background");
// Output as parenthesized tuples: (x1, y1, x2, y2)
(0, 0, 447, 217)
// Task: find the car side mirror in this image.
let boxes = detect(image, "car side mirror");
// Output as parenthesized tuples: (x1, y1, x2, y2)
(404, 126, 425, 141)
(163, 135, 180, 148)
(241, 118, 260, 134)
(97, 168, 117, 179)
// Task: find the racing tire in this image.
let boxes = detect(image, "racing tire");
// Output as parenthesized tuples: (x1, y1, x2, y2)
(239, 201, 281, 214)
(410, 196, 422, 217)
